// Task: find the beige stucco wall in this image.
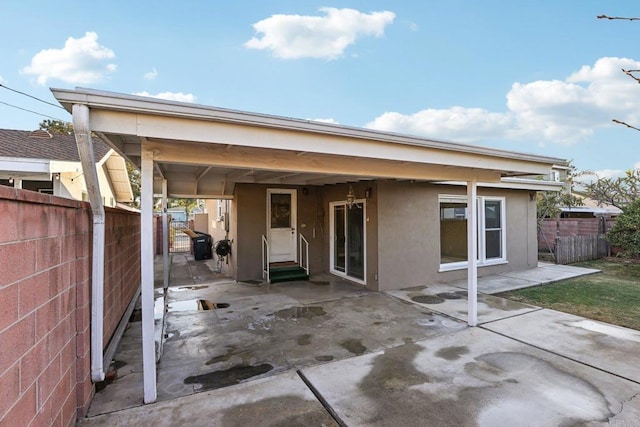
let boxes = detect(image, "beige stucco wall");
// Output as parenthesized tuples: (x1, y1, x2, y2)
(377, 181, 537, 291)
(233, 184, 326, 282)
(230, 180, 536, 292)
(56, 165, 118, 207)
(319, 182, 379, 291)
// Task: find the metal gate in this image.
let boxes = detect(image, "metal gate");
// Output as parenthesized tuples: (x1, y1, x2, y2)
(169, 220, 191, 253)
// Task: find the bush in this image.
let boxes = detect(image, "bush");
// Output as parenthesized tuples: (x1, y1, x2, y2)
(607, 199, 640, 257)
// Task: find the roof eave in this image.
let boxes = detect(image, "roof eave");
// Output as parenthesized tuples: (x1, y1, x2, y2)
(50, 87, 566, 167)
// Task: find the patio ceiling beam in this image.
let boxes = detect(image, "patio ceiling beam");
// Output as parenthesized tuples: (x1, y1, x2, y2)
(144, 139, 501, 183)
(154, 163, 166, 180)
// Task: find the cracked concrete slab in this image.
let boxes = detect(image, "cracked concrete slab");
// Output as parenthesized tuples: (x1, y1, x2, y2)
(78, 370, 338, 427)
(301, 327, 640, 426)
(386, 283, 540, 324)
(483, 309, 640, 384)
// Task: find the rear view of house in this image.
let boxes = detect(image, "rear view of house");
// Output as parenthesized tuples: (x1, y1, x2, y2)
(49, 87, 565, 404)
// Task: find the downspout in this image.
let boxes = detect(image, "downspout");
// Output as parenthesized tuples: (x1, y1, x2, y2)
(72, 104, 106, 382)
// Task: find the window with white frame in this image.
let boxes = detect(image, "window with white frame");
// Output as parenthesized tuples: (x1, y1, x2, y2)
(439, 195, 506, 270)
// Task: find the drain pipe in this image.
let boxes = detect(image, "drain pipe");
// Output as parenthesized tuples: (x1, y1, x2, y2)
(72, 104, 105, 382)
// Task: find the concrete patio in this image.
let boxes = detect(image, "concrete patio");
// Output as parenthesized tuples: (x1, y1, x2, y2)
(78, 255, 640, 426)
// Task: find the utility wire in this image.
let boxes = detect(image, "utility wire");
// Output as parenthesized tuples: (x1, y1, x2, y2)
(0, 83, 65, 110)
(0, 100, 64, 121)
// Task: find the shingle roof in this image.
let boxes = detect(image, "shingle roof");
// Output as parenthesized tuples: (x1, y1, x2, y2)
(0, 129, 111, 162)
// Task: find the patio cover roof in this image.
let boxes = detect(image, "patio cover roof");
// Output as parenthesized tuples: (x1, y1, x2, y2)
(51, 87, 565, 198)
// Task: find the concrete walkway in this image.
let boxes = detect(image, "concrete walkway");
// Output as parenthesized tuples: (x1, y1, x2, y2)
(78, 257, 640, 426)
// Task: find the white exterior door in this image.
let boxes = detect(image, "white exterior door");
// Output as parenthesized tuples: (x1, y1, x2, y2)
(267, 189, 297, 263)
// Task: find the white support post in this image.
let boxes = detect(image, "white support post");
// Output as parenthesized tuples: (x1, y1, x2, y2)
(141, 147, 157, 403)
(162, 179, 169, 289)
(72, 104, 106, 382)
(467, 179, 478, 327)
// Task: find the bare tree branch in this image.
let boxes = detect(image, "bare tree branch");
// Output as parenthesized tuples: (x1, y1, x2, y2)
(597, 14, 640, 21)
(622, 68, 640, 83)
(612, 119, 640, 132)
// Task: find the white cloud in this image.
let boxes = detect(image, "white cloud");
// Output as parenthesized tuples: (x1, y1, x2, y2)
(308, 118, 339, 124)
(0, 75, 5, 84)
(144, 67, 158, 80)
(133, 91, 196, 103)
(366, 107, 514, 143)
(245, 7, 395, 59)
(21, 32, 116, 85)
(366, 57, 640, 145)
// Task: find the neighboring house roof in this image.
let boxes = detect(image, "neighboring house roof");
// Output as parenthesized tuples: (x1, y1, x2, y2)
(0, 129, 111, 161)
(561, 195, 622, 216)
(0, 128, 133, 203)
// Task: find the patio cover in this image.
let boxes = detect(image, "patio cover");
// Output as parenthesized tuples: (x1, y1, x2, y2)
(51, 87, 566, 403)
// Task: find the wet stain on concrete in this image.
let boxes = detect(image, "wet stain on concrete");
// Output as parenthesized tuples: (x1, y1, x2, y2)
(411, 295, 445, 304)
(356, 345, 615, 425)
(315, 355, 334, 362)
(340, 338, 367, 355)
(480, 296, 529, 312)
(220, 395, 338, 427)
(437, 292, 463, 300)
(167, 299, 230, 312)
(184, 363, 273, 391)
(274, 306, 326, 320)
(310, 280, 330, 286)
(176, 285, 210, 291)
(205, 346, 253, 366)
(372, 321, 384, 326)
(297, 334, 312, 346)
(435, 346, 470, 361)
(455, 291, 468, 297)
(111, 360, 127, 369)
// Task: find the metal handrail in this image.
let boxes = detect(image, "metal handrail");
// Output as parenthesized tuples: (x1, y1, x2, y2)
(299, 233, 309, 275)
(262, 235, 270, 283)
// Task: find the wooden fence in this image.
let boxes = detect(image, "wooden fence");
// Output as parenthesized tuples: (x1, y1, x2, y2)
(539, 217, 615, 264)
(555, 234, 610, 264)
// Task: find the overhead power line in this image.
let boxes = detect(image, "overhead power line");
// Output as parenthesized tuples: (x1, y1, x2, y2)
(0, 83, 66, 110)
(0, 100, 65, 121)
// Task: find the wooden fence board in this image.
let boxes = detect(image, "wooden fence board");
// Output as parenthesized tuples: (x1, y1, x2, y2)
(555, 234, 609, 264)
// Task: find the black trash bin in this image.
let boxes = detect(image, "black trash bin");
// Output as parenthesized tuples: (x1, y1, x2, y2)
(192, 231, 212, 261)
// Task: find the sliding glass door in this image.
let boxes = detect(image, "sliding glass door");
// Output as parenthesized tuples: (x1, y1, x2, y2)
(330, 201, 365, 283)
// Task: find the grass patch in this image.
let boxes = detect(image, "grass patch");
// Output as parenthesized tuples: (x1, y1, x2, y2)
(497, 259, 640, 330)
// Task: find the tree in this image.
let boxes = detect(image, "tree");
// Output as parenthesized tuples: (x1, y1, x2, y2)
(584, 169, 640, 210)
(126, 162, 141, 207)
(39, 119, 74, 134)
(536, 162, 584, 222)
(607, 198, 640, 257)
(597, 15, 640, 131)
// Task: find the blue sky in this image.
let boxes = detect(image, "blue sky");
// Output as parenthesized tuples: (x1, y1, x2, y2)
(1, 1, 639, 178)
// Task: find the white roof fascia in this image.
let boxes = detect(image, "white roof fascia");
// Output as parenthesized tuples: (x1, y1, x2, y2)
(435, 178, 565, 192)
(51, 87, 566, 168)
(0, 157, 51, 174)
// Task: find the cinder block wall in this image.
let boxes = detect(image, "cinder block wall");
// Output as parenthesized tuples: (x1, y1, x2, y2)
(103, 208, 141, 347)
(0, 186, 140, 426)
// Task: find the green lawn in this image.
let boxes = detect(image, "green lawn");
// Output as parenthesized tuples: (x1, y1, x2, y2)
(497, 259, 640, 330)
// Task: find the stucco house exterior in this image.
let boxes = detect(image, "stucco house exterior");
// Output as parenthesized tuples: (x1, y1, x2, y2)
(50, 87, 565, 403)
(0, 128, 133, 206)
